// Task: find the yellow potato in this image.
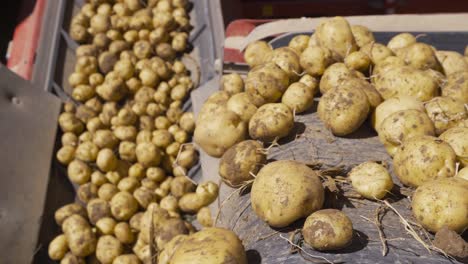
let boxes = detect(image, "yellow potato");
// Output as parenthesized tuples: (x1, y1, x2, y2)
(178, 181, 219, 213)
(269, 47, 301, 81)
(67, 159, 92, 185)
(96, 217, 116, 235)
(288, 34, 310, 54)
(135, 142, 162, 167)
(87, 198, 111, 225)
(48, 234, 68, 260)
(251, 160, 324, 228)
(316, 16, 357, 61)
(56, 145, 76, 165)
(299, 46, 333, 77)
(425, 96, 467, 135)
(245, 63, 290, 104)
(219, 140, 266, 187)
(372, 96, 425, 131)
(348, 162, 393, 200)
(163, 228, 247, 264)
(435, 50, 468, 76)
(96, 148, 118, 172)
(62, 215, 97, 257)
(318, 85, 369, 136)
(96, 235, 123, 264)
(394, 136, 456, 187)
(281, 82, 315, 113)
(341, 77, 382, 108)
(456, 167, 468, 181)
(344, 51, 371, 72)
(400, 43, 441, 70)
(439, 127, 468, 167)
(442, 71, 468, 103)
(248, 103, 294, 142)
(374, 65, 439, 101)
(244, 40, 272, 68)
(303, 209, 353, 251)
(110, 191, 138, 221)
(114, 222, 135, 244)
(319, 63, 359, 94)
(360, 42, 394, 65)
(196, 207, 212, 227)
(378, 109, 435, 156)
(298, 74, 319, 95)
(113, 254, 141, 264)
(351, 25, 375, 48)
(412, 177, 468, 233)
(387, 33, 416, 54)
(54, 203, 87, 226)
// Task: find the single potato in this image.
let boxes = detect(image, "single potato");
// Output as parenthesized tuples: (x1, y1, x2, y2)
(439, 127, 468, 167)
(425, 96, 467, 135)
(348, 162, 394, 200)
(248, 103, 294, 142)
(372, 95, 425, 131)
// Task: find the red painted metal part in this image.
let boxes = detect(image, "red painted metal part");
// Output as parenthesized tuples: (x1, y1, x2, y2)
(7, 0, 47, 80)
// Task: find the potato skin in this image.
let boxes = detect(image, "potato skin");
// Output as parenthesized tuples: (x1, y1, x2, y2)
(378, 109, 435, 156)
(248, 103, 294, 142)
(62, 215, 97, 257)
(316, 16, 357, 61)
(374, 66, 439, 101)
(425, 96, 467, 135)
(318, 85, 369, 136)
(351, 25, 375, 48)
(303, 209, 353, 251)
(412, 178, 468, 233)
(166, 228, 247, 264)
(372, 96, 425, 131)
(281, 82, 315, 113)
(194, 106, 247, 157)
(244, 41, 272, 68)
(48, 234, 68, 260)
(251, 160, 324, 228)
(219, 140, 266, 187)
(394, 136, 456, 187)
(439, 127, 468, 167)
(348, 162, 393, 200)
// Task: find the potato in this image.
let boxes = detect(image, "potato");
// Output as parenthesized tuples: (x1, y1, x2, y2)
(69, 72, 88, 87)
(176, 147, 198, 169)
(77, 183, 98, 203)
(288, 34, 310, 54)
(96, 235, 123, 264)
(244, 40, 272, 68)
(440, 127, 468, 167)
(248, 103, 294, 142)
(170, 176, 196, 198)
(166, 142, 181, 157)
(113, 254, 141, 264)
(48, 234, 68, 260)
(113, 126, 137, 141)
(219, 140, 266, 187)
(412, 177, 468, 233)
(96, 217, 116, 235)
(194, 107, 247, 157)
(344, 51, 371, 72)
(55, 203, 87, 226)
(374, 66, 439, 101)
(269, 47, 301, 81)
(163, 228, 247, 264)
(342, 78, 382, 109)
(360, 42, 394, 65)
(96, 78, 127, 102)
(75, 56, 98, 75)
(251, 160, 324, 227)
(68, 159, 91, 184)
(63, 215, 97, 257)
(378, 109, 435, 156)
(442, 71, 468, 103)
(98, 51, 118, 74)
(302, 209, 353, 251)
(156, 43, 176, 60)
(57, 145, 76, 165)
(387, 33, 416, 55)
(220, 73, 244, 95)
(62, 132, 78, 147)
(226, 92, 258, 122)
(370, 56, 406, 83)
(155, 116, 172, 130)
(98, 183, 118, 201)
(89, 13, 110, 34)
(281, 82, 315, 114)
(135, 142, 162, 167)
(110, 191, 138, 220)
(394, 136, 456, 187)
(435, 50, 468, 76)
(399, 43, 441, 71)
(59, 113, 84, 134)
(117, 177, 140, 193)
(456, 167, 468, 181)
(425, 96, 467, 135)
(348, 162, 393, 199)
(119, 141, 137, 162)
(99, 102, 118, 125)
(372, 95, 425, 131)
(351, 25, 375, 48)
(316, 16, 357, 61)
(178, 181, 219, 213)
(87, 198, 111, 224)
(60, 253, 85, 264)
(114, 222, 135, 244)
(70, 24, 88, 43)
(95, 148, 117, 172)
(196, 207, 212, 227)
(245, 63, 290, 104)
(318, 85, 369, 136)
(151, 129, 173, 148)
(299, 46, 333, 77)
(172, 32, 188, 52)
(160, 195, 179, 213)
(318, 63, 359, 94)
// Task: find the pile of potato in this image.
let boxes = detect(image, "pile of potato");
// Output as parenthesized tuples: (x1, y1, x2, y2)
(195, 15, 468, 258)
(50, 0, 250, 263)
